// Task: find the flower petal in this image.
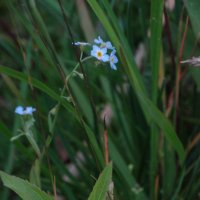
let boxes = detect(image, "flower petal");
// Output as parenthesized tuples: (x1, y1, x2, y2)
(113, 55, 118, 63)
(91, 49, 96, 57)
(15, 106, 36, 115)
(110, 63, 117, 70)
(94, 39, 100, 44)
(102, 54, 109, 62)
(105, 41, 113, 49)
(98, 36, 103, 43)
(25, 107, 36, 115)
(101, 47, 107, 54)
(74, 42, 90, 46)
(94, 36, 103, 44)
(92, 45, 99, 51)
(15, 106, 24, 115)
(111, 50, 116, 56)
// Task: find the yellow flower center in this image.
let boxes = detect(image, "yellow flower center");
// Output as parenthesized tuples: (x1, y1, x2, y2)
(97, 51, 102, 58)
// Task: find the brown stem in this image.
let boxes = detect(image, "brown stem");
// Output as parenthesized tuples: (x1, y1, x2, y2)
(103, 116, 109, 165)
(175, 16, 189, 133)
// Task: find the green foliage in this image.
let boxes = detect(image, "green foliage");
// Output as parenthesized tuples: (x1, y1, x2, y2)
(30, 159, 41, 188)
(0, 0, 200, 199)
(184, 0, 200, 39)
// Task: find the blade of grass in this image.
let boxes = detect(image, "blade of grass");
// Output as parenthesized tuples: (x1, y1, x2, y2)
(162, 143, 176, 199)
(150, 0, 164, 102)
(149, 0, 164, 199)
(109, 139, 148, 199)
(184, 0, 200, 40)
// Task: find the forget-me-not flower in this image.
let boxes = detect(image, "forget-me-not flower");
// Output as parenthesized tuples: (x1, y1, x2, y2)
(94, 36, 114, 50)
(15, 106, 36, 115)
(109, 50, 118, 70)
(73, 42, 90, 46)
(91, 45, 109, 62)
(75, 36, 118, 70)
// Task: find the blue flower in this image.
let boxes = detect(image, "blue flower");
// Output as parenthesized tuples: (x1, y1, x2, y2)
(109, 50, 118, 70)
(94, 36, 114, 50)
(15, 106, 36, 115)
(75, 36, 118, 70)
(73, 42, 90, 46)
(91, 45, 109, 62)
(94, 36, 103, 44)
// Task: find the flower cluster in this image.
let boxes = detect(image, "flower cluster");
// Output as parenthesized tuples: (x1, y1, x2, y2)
(15, 106, 36, 115)
(74, 36, 118, 70)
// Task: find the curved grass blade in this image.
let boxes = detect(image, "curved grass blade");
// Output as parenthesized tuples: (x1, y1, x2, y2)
(149, 0, 164, 198)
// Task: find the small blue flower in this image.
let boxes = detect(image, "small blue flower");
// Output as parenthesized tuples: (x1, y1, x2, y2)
(15, 106, 36, 115)
(74, 36, 118, 70)
(25, 107, 36, 115)
(91, 45, 109, 62)
(109, 50, 118, 70)
(94, 36, 103, 44)
(73, 42, 90, 46)
(15, 106, 24, 115)
(94, 36, 114, 50)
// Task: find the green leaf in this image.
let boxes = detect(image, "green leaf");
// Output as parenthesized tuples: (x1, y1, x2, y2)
(30, 159, 41, 188)
(184, 0, 200, 39)
(0, 171, 53, 200)
(137, 91, 185, 163)
(150, 0, 164, 102)
(149, 0, 164, 198)
(190, 66, 200, 92)
(88, 163, 112, 200)
(163, 143, 176, 199)
(84, 123, 104, 167)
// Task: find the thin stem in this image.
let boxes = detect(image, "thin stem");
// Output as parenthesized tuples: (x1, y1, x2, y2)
(40, 55, 93, 160)
(57, 0, 99, 138)
(174, 16, 189, 133)
(103, 117, 109, 165)
(66, 56, 93, 82)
